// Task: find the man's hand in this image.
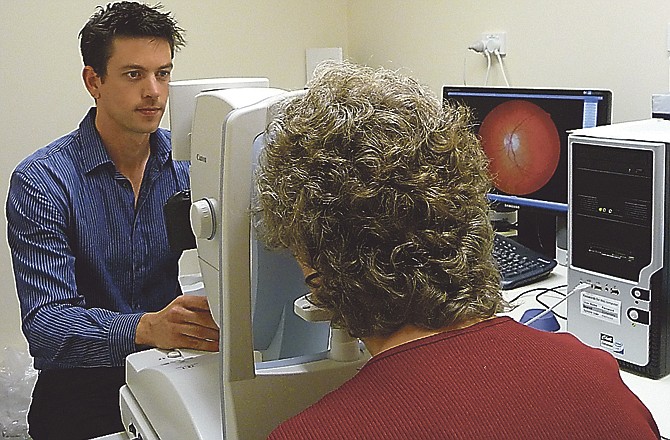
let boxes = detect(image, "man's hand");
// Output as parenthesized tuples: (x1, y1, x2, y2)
(135, 295, 219, 352)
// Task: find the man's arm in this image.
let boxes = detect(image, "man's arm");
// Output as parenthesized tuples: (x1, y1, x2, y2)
(7, 168, 143, 367)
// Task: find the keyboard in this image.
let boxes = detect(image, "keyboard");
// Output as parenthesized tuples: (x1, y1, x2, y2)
(493, 233, 557, 290)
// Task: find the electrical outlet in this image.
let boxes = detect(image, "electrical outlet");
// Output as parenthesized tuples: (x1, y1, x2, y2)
(482, 32, 507, 55)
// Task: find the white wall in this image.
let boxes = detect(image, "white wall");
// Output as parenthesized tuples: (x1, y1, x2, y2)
(347, 0, 670, 123)
(2, 0, 670, 361)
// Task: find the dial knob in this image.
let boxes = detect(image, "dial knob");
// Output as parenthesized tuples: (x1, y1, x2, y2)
(190, 198, 216, 240)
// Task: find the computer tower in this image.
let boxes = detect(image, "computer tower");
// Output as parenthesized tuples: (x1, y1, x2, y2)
(567, 119, 670, 379)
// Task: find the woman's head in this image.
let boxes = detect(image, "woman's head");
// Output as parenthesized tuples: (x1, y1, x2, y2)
(255, 61, 502, 338)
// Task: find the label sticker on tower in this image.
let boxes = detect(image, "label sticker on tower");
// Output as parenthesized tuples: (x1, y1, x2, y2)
(599, 333, 625, 354)
(580, 292, 621, 325)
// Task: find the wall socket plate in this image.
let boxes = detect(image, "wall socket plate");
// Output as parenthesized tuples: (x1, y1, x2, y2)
(482, 32, 507, 55)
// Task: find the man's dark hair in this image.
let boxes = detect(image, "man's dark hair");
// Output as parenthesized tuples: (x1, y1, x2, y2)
(79, 1, 185, 77)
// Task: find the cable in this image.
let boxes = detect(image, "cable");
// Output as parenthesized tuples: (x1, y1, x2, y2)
(524, 282, 590, 327)
(467, 41, 487, 86)
(494, 49, 510, 87)
(483, 50, 492, 86)
(467, 38, 509, 87)
(506, 284, 567, 305)
(470, 40, 510, 87)
(536, 288, 568, 320)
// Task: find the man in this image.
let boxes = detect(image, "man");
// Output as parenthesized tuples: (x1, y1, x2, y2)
(6, 3, 218, 439)
(255, 61, 660, 439)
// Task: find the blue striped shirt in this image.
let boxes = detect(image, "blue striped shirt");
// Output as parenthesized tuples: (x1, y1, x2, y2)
(6, 108, 190, 370)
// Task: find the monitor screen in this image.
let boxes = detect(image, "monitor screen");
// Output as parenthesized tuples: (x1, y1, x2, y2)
(442, 86, 612, 212)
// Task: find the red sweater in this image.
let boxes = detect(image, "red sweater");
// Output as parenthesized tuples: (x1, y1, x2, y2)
(268, 317, 659, 439)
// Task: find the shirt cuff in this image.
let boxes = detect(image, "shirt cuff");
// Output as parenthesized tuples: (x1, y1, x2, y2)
(108, 312, 145, 366)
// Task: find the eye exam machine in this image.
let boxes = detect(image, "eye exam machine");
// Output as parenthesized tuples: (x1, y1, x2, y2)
(118, 79, 369, 439)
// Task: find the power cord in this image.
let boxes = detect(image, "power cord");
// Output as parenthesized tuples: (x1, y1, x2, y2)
(507, 284, 566, 306)
(493, 49, 510, 86)
(523, 282, 590, 327)
(536, 288, 568, 320)
(467, 37, 510, 86)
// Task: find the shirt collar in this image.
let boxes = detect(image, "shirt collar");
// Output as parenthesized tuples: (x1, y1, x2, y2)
(79, 107, 173, 174)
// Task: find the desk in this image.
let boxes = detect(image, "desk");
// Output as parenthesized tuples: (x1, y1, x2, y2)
(503, 265, 670, 439)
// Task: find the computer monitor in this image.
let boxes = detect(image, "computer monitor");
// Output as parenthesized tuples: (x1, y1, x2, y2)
(442, 86, 612, 213)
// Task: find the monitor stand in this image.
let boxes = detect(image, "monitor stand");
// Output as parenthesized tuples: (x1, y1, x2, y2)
(489, 204, 518, 237)
(516, 208, 558, 259)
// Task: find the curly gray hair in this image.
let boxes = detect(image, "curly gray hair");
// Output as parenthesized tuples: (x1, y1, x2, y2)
(255, 61, 502, 338)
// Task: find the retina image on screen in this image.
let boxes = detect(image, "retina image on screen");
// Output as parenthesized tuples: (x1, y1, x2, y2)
(442, 87, 612, 213)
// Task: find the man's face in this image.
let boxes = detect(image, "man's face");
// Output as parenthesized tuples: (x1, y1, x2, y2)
(91, 36, 173, 139)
